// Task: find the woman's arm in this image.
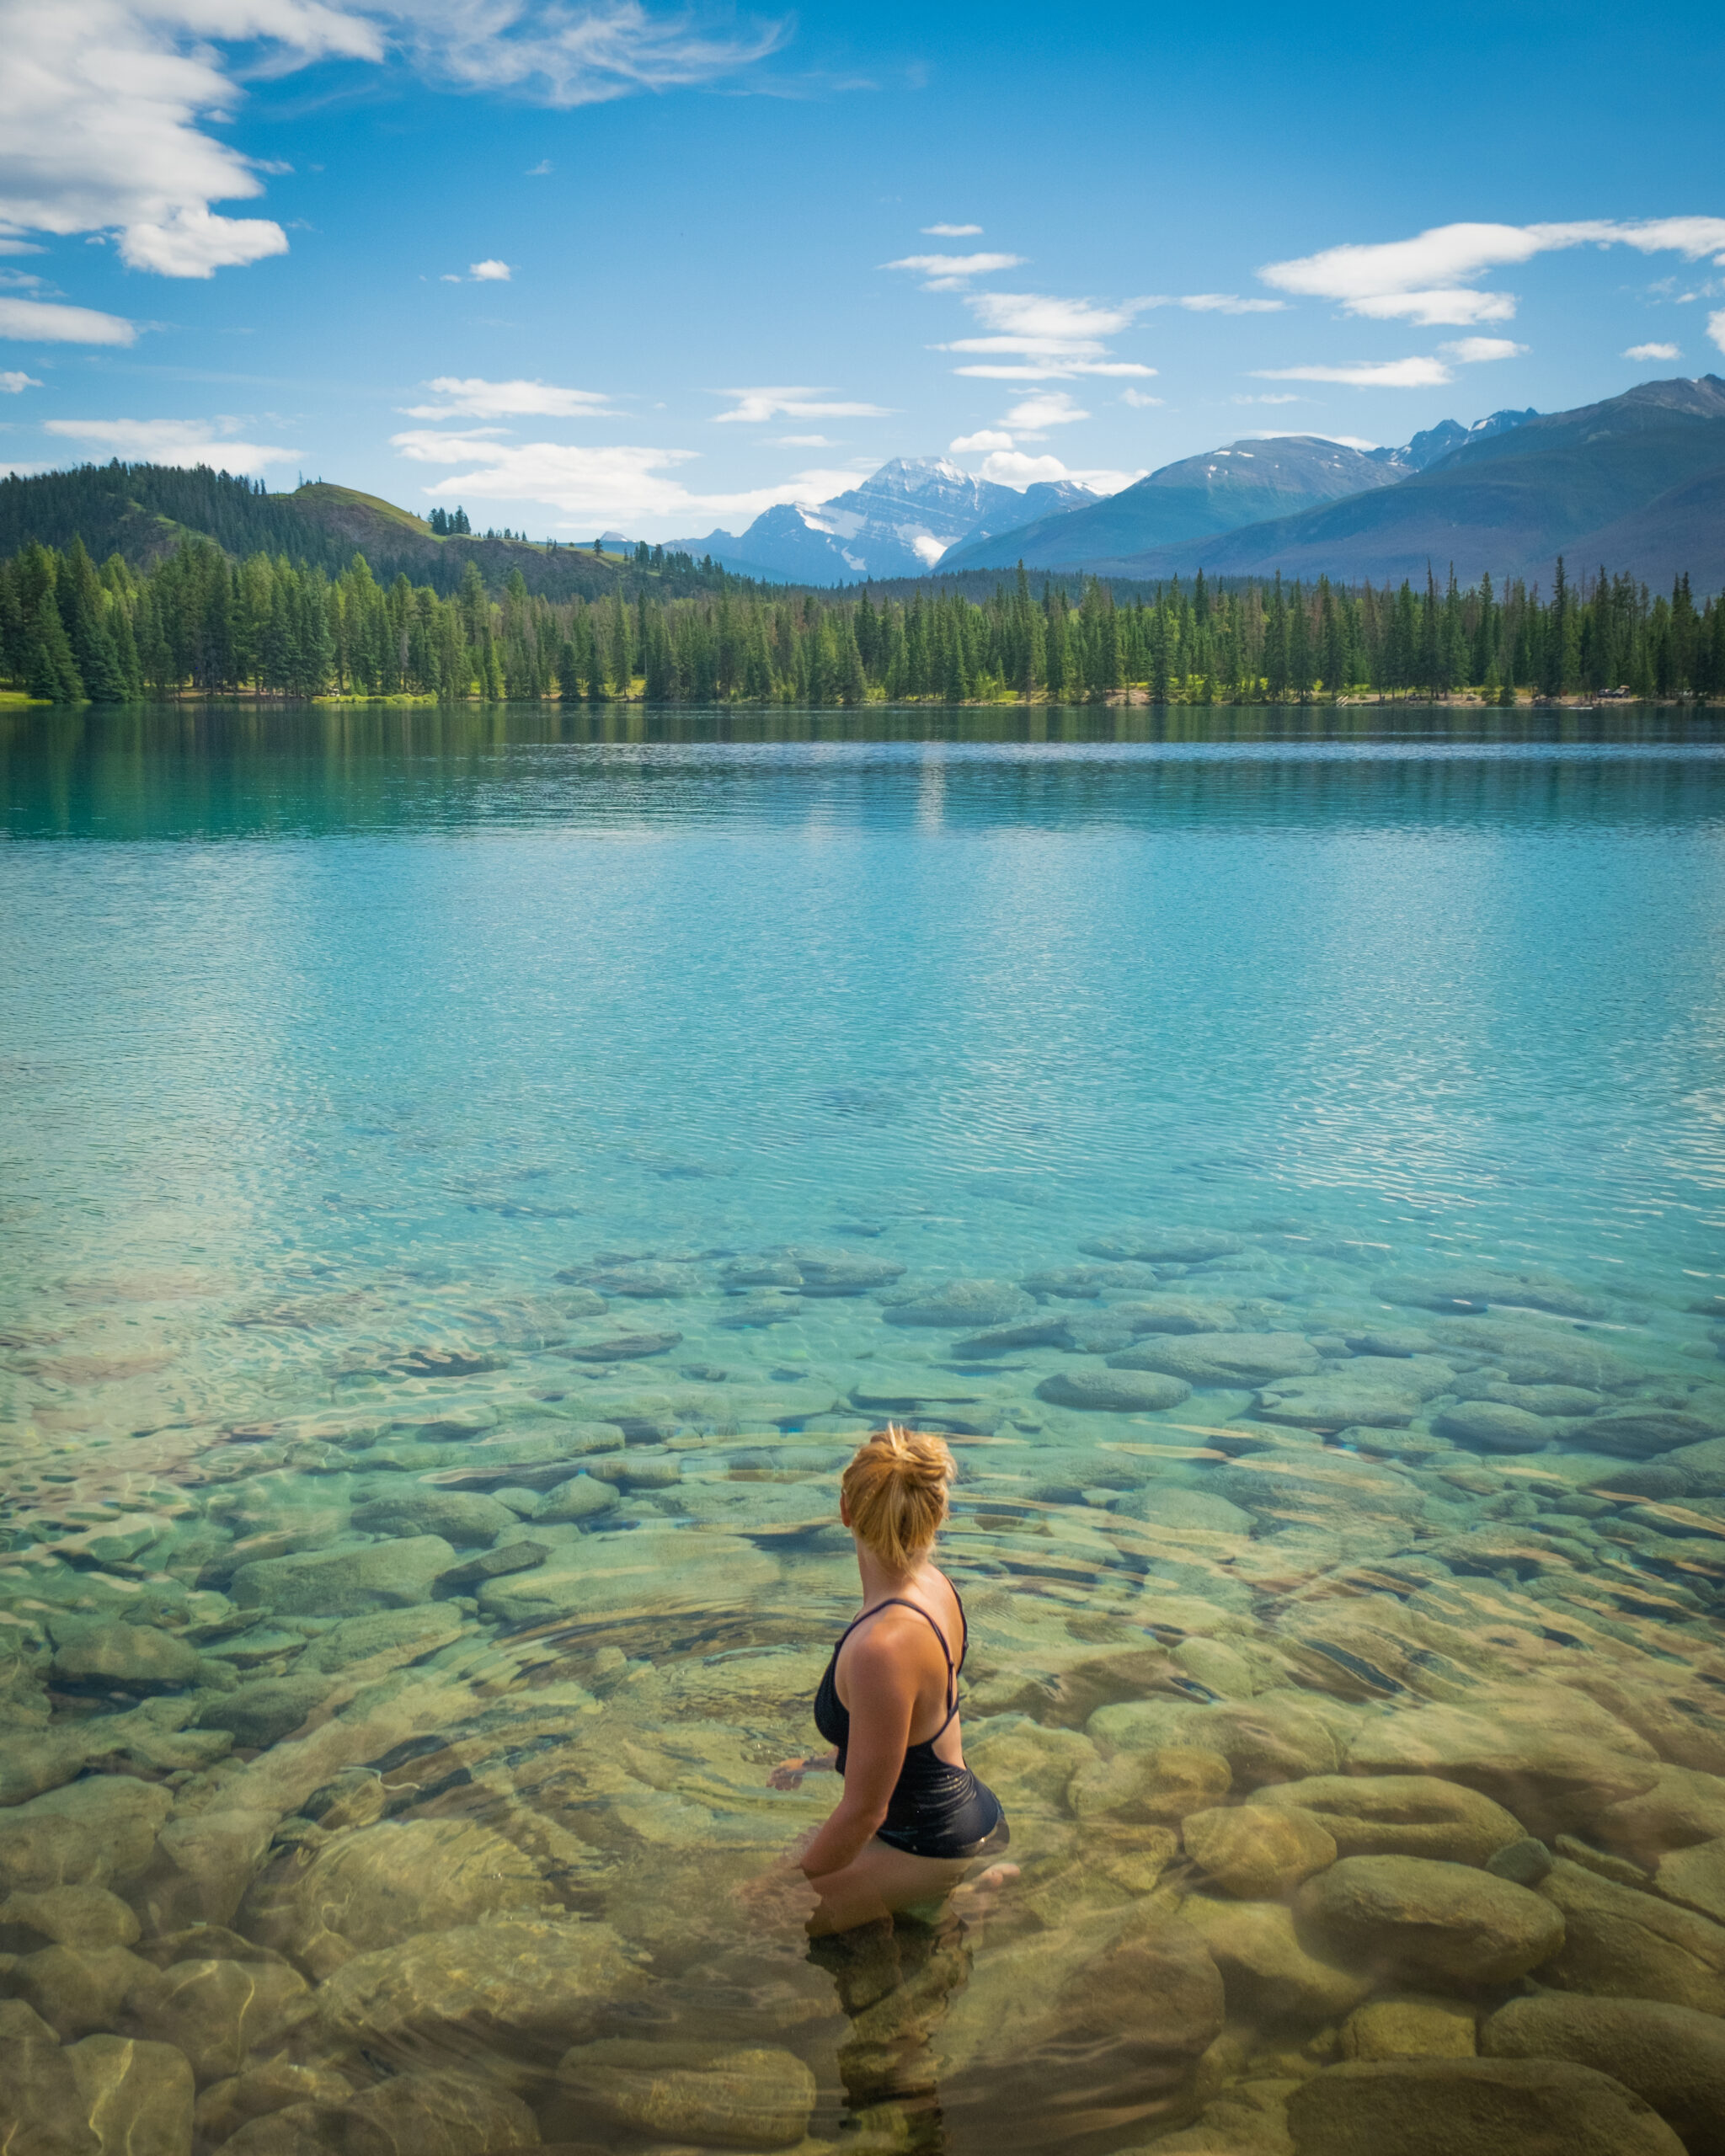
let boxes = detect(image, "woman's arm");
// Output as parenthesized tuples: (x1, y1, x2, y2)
(796, 1627, 916, 1881)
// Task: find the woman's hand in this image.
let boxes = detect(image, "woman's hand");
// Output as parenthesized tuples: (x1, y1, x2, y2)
(768, 1748, 837, 1790)
(735, 1839, 821, 1930)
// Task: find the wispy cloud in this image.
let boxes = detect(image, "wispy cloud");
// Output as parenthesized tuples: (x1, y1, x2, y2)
(1440, 336, 1527, 363)
(942, 291, 1158, 380)
(884, 250, 1024, 291)
(949, 429, 1013, 453)
(1, 370, 43, 392)
(710, 386, 893, 423)
(0, 296, 136, 344)
(402, 376, 611, 418)
(1251, 357, 1454, 388)
(1710, 310, 1725, 357)
(526, 159, 553, 175)
(1002, 389, 1089, 434)
(42, 415, 298, 470)
(1154, 293, 1285, 314)
(1119, 387, 1164, 408)
(1259, 217, 1725, 326)
(1625, 341, 1680, 361)
(922, 223, 981, 237)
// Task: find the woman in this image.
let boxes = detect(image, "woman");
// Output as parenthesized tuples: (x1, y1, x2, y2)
(765, 1425, 1015, 1937)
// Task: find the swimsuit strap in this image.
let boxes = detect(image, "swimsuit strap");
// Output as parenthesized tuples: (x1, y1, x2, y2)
(834, 1594, 959, 1733)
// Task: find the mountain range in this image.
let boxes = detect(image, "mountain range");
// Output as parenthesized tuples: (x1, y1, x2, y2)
(1085, 376, 1725, 590)
(940, 413, 1538, 574)
(666, 458, 1098, 584)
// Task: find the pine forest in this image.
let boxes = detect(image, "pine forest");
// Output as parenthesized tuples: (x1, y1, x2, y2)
(3, 534, 1722, 707)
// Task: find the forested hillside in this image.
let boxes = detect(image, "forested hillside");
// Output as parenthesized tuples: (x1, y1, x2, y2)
(0, 462, 731, 603)
(3, 533, 1719, 706)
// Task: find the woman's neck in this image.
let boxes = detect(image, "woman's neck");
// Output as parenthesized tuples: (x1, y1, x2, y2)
(856, 1545, 924, 1605)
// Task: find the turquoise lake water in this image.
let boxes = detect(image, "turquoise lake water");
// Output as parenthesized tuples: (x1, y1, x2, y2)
(3, 702, 1725, 2156)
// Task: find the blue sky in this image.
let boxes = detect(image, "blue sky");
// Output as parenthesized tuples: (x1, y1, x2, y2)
(2, 0, 1723, 540)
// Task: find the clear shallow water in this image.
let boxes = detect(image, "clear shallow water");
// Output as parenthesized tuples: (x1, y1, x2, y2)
(3, 702, 1725, 2156)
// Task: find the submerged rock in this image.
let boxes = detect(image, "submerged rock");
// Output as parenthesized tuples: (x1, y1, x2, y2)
(555, 2038, 816, 2149)
(65, 2035, 195, 2156)
(51, 1625, 202, 1695)
(1287, 2057, 1685, 2156)
(239, 1817, 558, 1978)
(1253, 1375, 1422, 1429)
(1295, 1854, 1564, 1984)
(1108, 1334, 1320, 1387)
(531, 1472, 619, 1523)
(124, 1955, 313, 2084)
(228, 1538, 457, 1617)
(1256, 1775, 1523, 1867)
(0, 1999, 100, 2156)
(1535, 1855, 1725, 2013)
(0, 1886, 142, 1954)
(332, 2068, 538, 2156)
(1432, 1401, 1556, 1454)
(881, 1278, 1035, 1327)
(1178, 1897, 1370, 2025)
(315, 1916, 644, 2068)
(1035, 1369, 1192, 1412)
(1582, 1408, 1725, 1459)
(350, 1492, 516, 1545)
(0, 1776, 172, 1895)
(1067, 1745, 1232, 1826)
(198, 1674, 331, 1748)
(1340, 1994, 1477, 2060)
(1482, 1993, 1725, 2156)
(933, 1903, 1226, 2149)
(1181, 1805, 1335, 1897)
(1653, 1833, 1725, 1924)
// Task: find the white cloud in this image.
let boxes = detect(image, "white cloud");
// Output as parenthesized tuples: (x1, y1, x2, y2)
(1259, 217, 1725, 326)
(1, 368, 42, 391)
(711, 386, 892, 423)
(0, 296, 136, 344)
(0, 3, 790, 279)
(1625, 342, 1680, 361)
(883, 251, 1024, 291)
(975, 447, 1140, 494)
(1161, 293, 1285, 313)
(922, 223, 981, 237)
(403, 375, 609, 417)
(388, 425, 863, 530)
(1002, 389, 1088, 434)
(949, 428, 1014, 452)
(42, 416, 299, 470)
(468, 258, 511, 280)
(1440, 336, 1527, 363)
(1119, 387, 1163, 407)
(1233, 392, 1303, 404)
(1252, 357, 1454, 388)
(770, 432, 832, 446)
(939, 290, 1158, 380)
(1709, 310, 1725, 357)
(526, 158, 552, 174)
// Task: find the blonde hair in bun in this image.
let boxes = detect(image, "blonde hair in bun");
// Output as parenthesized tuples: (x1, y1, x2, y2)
(841, 1425, 956, 1573)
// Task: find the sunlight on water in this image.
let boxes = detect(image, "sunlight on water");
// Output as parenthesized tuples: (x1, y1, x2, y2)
(2, 703, 1724, 2156)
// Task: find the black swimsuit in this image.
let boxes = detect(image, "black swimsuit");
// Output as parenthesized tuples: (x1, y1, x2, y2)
(812, 1589, 1007, 1861)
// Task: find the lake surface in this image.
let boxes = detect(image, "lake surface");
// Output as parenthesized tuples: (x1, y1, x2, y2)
(3, 702, 1725, 2156)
